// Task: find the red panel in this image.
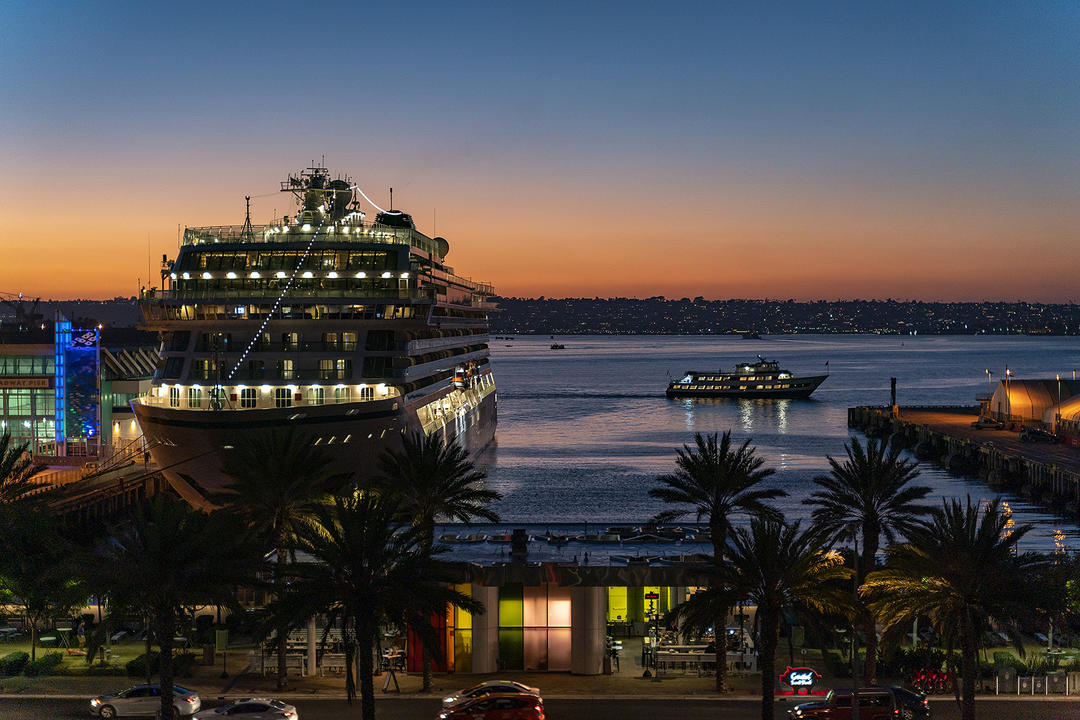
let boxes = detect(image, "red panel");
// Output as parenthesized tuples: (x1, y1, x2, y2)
(406, 612, 449, 673)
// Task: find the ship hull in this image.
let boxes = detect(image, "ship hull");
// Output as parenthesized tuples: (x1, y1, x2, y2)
(666, 374, 827, 400)
(133, 387, 497, 509)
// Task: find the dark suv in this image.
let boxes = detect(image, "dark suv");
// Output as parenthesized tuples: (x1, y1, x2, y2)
(1019, 427, 1057, 443)
(789, 685, 929, 719)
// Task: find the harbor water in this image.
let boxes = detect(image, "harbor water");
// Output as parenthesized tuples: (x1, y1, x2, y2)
(475, 334, 1080, 551)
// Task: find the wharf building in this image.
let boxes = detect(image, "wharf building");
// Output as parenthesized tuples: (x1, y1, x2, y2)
(0, 310, 156, 462)
(267, 528, 759, 677)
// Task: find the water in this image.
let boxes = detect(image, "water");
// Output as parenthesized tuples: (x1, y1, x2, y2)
(474, 334, 1080, 551)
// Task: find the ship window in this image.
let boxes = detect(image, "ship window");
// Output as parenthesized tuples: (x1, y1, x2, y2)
(782, 384, 790, 388)
(342, 332, 358, 351)
(278, 359, 294, 381)
(739, 385, 747, 390)
(169, 387, 180, 408)
(307, 387, 324, 406)
(188, 387, 202, 408)
(359, 385, 374, 401)
(275, 388, 292, 408)
(335, 358, 352, 380)
(240, 388, 257, 409)
(680, 375, 693, 384)
(756, 385, 764, 390)
(334, 386, 352, 403)
(322, 332, 339, 350)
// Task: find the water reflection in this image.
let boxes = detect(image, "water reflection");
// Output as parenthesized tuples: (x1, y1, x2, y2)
(678, 397, 793, 435)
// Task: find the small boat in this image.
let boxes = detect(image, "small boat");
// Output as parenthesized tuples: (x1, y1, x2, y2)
(667, 356, 827, 400)
(550, 343, 565, 350)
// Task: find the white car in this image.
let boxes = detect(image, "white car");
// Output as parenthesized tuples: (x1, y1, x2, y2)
(193, 698, 298, 719)
(442, 680, 541, 708)
(89, 684, 201, 718)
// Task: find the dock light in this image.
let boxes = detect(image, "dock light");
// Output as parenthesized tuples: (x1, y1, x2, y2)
(400, 272, 409, 279)
(226, 272, 237, 279)
(355, 271, 366, 278)
(260, 384, 271, 393)
(302, 271, 313, 278)
(328, 271, 338, 278)
(202, 272, 211, 279)
(381, 271, 392, 278)
(276, 271, 286, 279)
(250, 271, 260, 278)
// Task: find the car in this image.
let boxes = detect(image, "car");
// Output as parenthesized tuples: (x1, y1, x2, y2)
(89, 684, 201, 718)
(193, 697, 298, 719)
(971, 417, 1004, 430)
(789, 685, 929, 719)
(441, 680, 541, 707)
(1019, 427, 1058, 443)
(438, 693, 544, 720)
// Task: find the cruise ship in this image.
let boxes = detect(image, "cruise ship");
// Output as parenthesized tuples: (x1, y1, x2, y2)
(666, 357, 827, 399)
(132, 167, 497, 507)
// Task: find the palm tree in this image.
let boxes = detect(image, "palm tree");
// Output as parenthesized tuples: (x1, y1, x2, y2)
(0, 430, 47, 507)
(272, 492, 482, 720)
(727, 519, 851, 720)
(98, 497, 262, 720)
(863, 498, 1043, 720)
(804, 436, 931, 683)
(649, 431, 786, 691)
(216, 429, 349, 691)
(373, 431, 501, 691)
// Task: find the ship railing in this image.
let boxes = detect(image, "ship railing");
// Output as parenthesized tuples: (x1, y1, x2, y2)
(182, 223, 444, 256)
(136, 384, 399, 410)
(143, 287, 436, 302)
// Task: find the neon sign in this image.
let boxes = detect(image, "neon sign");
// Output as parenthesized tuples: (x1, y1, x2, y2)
(780, 666, 823, 695)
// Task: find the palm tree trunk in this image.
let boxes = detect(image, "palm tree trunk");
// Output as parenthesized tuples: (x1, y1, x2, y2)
(29, 622, 37, 663)
(275, 548, 287, 691)
(759, 608, 780, 720)
(343, 629, 356, 704)
(711, 531, 728, 692)
(959, 609, 977, 720)
(420, 521, 435, 692)
(358, 623, 377, 720)
(145, 618, 152, 685)
(861, 532, 879, 685)
(158, 609, 175, 720)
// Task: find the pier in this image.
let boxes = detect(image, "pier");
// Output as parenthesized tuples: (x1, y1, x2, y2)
(848, 405, 1080, 514)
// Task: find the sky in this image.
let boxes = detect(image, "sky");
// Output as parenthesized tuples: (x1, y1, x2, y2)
(1, 1, 1078, 302)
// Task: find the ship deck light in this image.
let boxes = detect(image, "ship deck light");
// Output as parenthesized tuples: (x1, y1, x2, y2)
(227, 272, 237, 279)
(302, 271, 313, 278)
(328, 272, 338, 278)
(381, 271, 392, 278)
(260, 384, 271, 393)
(276, 271, 287, 279)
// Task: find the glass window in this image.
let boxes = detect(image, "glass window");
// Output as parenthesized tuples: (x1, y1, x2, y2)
(359, 385, 374, 401)
(169, 387, 180, 408)
(306, 387, 324, 406)
(278, 359, 294, 381)
(275, 388, 292, 408)
(336, 359, 351, 379)
(7, 389, 31, 415)
(188, 388, 202, 408)
(334, 386, 351, 403)
(240, 388, 257, 409)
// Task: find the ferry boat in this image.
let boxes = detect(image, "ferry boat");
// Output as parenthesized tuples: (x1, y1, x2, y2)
(132, 166, 497, 507)
(666, 357, 827, 399)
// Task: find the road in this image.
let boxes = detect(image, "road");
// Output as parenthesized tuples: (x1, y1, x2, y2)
(6, 696, 1080, 720)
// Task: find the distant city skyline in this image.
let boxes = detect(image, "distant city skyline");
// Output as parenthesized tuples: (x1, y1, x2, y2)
(2, 1, 1078, 301)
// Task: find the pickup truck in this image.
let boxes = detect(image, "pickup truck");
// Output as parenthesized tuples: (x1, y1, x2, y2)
(789, 686, 930, 719)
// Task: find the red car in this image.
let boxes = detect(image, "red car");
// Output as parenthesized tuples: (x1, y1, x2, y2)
(438, 692, 544, 720)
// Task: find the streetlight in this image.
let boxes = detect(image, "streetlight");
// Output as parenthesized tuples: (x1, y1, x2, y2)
(1056, 374, 1061, 434)
(846, 522, 861, 720)
(1005, 367, 1012, 421)
(985, 369, 993, 396)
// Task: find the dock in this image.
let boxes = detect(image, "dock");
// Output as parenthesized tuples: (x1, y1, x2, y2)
(848, 405, 1080, 513)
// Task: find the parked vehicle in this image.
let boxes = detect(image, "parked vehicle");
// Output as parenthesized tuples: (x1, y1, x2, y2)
(789, 685, 929, 719)
(1020, 427, 1058, 443)
(89, 684, 201, 718)
(438, 693, 544, 720)
(194, 697, 298, 719)
(971, 416, 1004, 430)
(441, 680, 541, 707)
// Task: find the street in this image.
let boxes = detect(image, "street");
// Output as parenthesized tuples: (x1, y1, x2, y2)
(6, 696, 1080, 720)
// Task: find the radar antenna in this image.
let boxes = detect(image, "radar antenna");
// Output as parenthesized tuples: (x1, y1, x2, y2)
(240, 195, 254, 241)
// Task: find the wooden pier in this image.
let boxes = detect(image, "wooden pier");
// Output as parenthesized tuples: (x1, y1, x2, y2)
(848, 405, 1080, 513)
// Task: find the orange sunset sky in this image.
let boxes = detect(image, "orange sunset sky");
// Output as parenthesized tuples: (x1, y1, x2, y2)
(2, 3, 1078, 302)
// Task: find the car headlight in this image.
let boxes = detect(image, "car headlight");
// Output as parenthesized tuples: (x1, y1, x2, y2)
(91, 699, 100, 706)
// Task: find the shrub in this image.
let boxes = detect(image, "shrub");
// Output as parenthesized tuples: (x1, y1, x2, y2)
(0, 651, 29, 675)
(125, 651, 196, 678)
(23, 652, 64, 676)
(84, 664, 126, 676)
(126, 651, 160, 677)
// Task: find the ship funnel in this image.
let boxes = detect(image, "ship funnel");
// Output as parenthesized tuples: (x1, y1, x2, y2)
(327, 179, 353, 221)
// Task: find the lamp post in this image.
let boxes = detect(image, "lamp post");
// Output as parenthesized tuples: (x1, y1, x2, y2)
(986, 369, 993, 396)
(1005, 367, 1012, 422)
(1056, 374, 1062, 434)
(847, 522, 861, 720)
